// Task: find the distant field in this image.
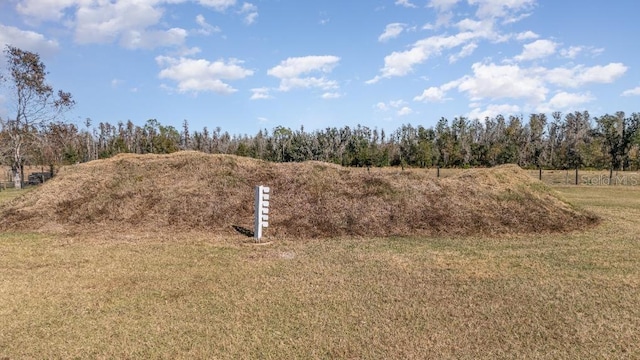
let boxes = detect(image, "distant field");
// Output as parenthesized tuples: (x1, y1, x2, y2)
(0, 184, 638, 358)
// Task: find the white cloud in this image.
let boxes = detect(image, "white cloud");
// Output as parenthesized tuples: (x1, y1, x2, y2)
(428, 0, 461, 11)
(376, 100, 411, 115)
(369, 7, 524, 83)
(75, 1, 168, 47)
(457, 62, 548, 102)
(449, 42, 478, 63)
(268, 55, 340, 78)
(0, 24, 59, 56)
(537, 91, 594, 113)
(514, 39, 558, 62)
(545, 63, 628, 88)
(15, 0, 76, 22)
(542, 66, 574, 87)
(13, 0, 246, 50)
(178, 46, 202, 57)
(239, 2, 258, 25)
(250, 87, 272, 100)
(561, 46, 604, 58)
(397, 106, 414, 116)
(502, 11, 532, 24)
(196, 14, 208, 27)
(422, 23, 435, 31)
(321, 92, 342, 99)
(455, 18, 493, 34)
(515, 30, 538, 41)
(198, 0, 237, 12)
(366, 76, 383, 85)
(195, 14, 221, 35)
(368, 32, 480, 82)
(277, 77, 338, 92)
(156, 56, 253, 94)
(422, 60, 626, 114)
(370, 38, 439, 78)
(441, 79, 461, 91)
(389, 99, 407, 108)
(560, 45, 583, 59)
(268, 55, 340, 92)
(468, 103, 521, 120)
(395, 0, 417, 8)
(379, 23, 406, 42)
(622, 87, 640, 97)
(375, 102, 389, 111)
(243, 12, 258, 25)
(414, 86, 447, 102)
(577, 63, 627, 84)
(120, 27, 187, 49)
(438, 12, 457, 28)
(469, 0, 536, 20)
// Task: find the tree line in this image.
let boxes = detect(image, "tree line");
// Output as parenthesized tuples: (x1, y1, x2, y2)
(4, 110, 640, 170)
(2, 45, 640, 188)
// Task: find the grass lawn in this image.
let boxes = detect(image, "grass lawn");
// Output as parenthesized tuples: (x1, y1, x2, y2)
(1, 185, 639, 358)
(0, 188, 28, 203)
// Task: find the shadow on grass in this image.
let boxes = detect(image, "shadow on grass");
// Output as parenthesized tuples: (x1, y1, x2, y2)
(232, 225, 254, 238)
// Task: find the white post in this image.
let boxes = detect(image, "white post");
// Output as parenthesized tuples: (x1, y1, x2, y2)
(254, 185, 270, 241)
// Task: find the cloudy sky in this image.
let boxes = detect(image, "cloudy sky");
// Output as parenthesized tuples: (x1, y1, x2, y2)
(1, 0, 639, 135)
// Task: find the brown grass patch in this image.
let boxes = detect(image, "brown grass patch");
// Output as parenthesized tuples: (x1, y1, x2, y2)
(0, 152, 598, 237)
(0, 186, 638, 358)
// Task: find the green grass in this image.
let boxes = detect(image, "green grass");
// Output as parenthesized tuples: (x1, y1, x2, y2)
(1, 186, 639, 358)
(557, 185, 640, 209)
(0, 188, 27, 203)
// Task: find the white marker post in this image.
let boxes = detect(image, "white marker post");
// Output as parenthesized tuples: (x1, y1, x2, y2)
(254, 185, 270, 241)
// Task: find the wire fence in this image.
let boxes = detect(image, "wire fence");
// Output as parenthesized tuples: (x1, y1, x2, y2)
(530, 169, 640, 186)
(429, 167, 640, 186)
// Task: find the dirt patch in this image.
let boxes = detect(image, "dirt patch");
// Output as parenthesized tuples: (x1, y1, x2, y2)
(0, 151, 599, 237)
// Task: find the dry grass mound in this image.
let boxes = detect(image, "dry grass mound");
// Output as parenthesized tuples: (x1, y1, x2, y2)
(0, 151, 598, 237)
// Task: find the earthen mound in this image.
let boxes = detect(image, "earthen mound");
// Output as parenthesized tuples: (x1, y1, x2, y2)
(0, 152, 599, 237)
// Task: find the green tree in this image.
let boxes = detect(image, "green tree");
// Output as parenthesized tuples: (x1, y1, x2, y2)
(527, 113, 547, 168)
(561, 111, 591, 170)
(272, 126, 293, 162)
(498, 115, 525, 165)
(596, 112, 636, 181)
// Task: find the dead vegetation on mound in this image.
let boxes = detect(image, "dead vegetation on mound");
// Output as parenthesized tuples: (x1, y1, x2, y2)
(0, 151, 599, 237)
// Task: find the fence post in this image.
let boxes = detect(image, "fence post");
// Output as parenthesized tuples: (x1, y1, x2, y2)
(575, 167, 579, 185)
(609, 168, 614, 185)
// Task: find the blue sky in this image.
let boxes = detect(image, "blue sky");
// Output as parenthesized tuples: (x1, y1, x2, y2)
(1, 0, 639, 135)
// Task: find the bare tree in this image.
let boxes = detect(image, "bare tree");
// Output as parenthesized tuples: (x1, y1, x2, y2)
(0, 45, 75, 188)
